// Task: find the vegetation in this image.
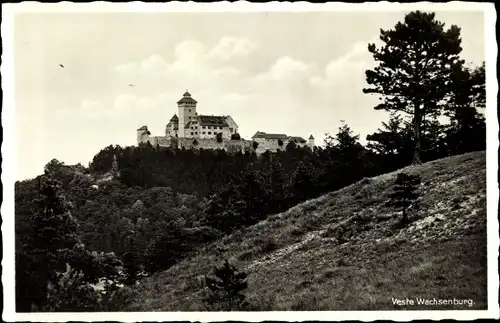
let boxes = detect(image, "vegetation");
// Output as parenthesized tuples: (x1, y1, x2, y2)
(14, 11, 486, 312)
(363, 11, 484, 164)
(125, 152, 486, 311)
(204, 260, 248, 311)
(388, 173, 422, 226)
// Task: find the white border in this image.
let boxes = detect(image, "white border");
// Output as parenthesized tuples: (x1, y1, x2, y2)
(2, 2, 498, 322)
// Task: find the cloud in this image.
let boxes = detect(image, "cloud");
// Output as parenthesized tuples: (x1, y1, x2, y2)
(174, 39, 206, 60)
(141, 55, 169, 74)
(208, 37, 256, 60)
(268, 56, 310, 80)
(113, 93, 170, 113)
(310, 41, 374, 90)
(104, 37, 382, 147)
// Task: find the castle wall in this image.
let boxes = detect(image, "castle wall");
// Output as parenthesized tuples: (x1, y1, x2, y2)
(178, 138, 225, 150)
(174, 137, 254, 154)
(254, 138, 286, 154)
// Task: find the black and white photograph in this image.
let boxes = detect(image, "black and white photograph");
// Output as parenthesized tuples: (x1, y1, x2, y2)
(2, 1, 498, 321)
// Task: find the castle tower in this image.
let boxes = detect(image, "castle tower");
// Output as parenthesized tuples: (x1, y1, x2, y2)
(177, 91, 198, 138)
(137, 126, 150, 144)
(308, 134, 315, 149)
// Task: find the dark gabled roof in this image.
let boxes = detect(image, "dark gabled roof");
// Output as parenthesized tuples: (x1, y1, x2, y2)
(137, 125, 148, 131)
(198, 115, 229, 127)
(170, 114, 179, 122)
(309, 134, 314, 139)
(166, 122, 179, 130)
(289, 136, 307, 144)
(252, 131, 289, 140)
(177, 91, 198, 105)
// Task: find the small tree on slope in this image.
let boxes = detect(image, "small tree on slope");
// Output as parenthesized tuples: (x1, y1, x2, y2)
(204, 260, 248, 311)
(388, 172, 421, 226)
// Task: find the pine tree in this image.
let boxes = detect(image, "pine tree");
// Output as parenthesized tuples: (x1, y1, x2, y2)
(363, 11, 464, 164)
(366, 112, 412, 156)
(445, 62, 486, 154)
(291, 158, 316, 201)
(15, 175, 123, 312)
(204, 260, 248, 311)
(388, 173, 421, 226)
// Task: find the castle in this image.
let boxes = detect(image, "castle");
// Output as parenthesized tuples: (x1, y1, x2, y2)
(136, 91, 315, 154)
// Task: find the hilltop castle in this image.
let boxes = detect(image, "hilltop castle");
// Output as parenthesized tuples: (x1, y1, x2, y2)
(136, 91, 314, 154)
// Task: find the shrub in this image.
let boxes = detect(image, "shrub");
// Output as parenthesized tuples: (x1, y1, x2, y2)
(204, 260, 248, 311)
(388, 173, 421, 226)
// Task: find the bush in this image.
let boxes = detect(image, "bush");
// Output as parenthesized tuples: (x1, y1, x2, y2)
(388, 173, 421, 226)
(231, 133, 241, 140)
(204, 260, 248, 311)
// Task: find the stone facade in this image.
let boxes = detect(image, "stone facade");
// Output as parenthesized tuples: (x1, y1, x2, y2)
(136, 91, 315, 155)
(252, 131, 314, 154)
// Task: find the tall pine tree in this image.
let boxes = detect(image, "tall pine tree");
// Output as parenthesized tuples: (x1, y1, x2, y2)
(363, 11, 463, 164)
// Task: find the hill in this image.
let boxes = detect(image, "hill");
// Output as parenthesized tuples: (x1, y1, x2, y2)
(124, 151, 487, 311)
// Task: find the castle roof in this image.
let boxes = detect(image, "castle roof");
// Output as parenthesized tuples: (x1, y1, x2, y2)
(177, 91, 198, 105)
(289, 136, 307, 143)
(252, 131, 289, 140)
(137, 125, 148, 131)
(166, 122, 178, 130)
(309, 135, 314, 139)
(170, 114, 179, 122)
(198, 115, 229, 127)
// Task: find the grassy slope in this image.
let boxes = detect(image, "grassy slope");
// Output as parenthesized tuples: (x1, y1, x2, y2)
(127, 151, 487, 311)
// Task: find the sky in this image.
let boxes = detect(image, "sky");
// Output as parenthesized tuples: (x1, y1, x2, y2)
(12, 8, 485, 180)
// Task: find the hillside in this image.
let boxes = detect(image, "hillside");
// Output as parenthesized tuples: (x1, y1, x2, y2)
(123, 152, 487, 310)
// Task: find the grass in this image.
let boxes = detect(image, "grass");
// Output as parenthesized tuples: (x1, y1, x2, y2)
(126, 151, 487, 311)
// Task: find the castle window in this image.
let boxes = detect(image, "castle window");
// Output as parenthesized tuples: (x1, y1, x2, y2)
(202, 132, 206, 135)
(189, 109, 191, 112)
(195, 132, 198, 135)
(191, 132, 194, 135)
(202, 126, 206, 129)
(208, 132, 212, 135)
(219, 126, 223, 130)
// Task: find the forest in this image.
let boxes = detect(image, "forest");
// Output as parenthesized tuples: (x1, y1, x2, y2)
(14, 11, 486, 312)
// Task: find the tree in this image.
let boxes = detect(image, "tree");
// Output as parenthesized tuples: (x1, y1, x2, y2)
(445, 62, 486, 154)
(388, 173, 421, 226)
(193, 138, 199, 146)
(366, 112, 412, 156)
(290, 158, 316, 201)
(204, 260, 248, 311)
(15, 176, 123, 312)
(231, 133, 241, 140)
(285, 140, 297, 151)
(363, 11, 463, 164)
(278, 139, 284, 147)
(252, 141, 259, 150)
